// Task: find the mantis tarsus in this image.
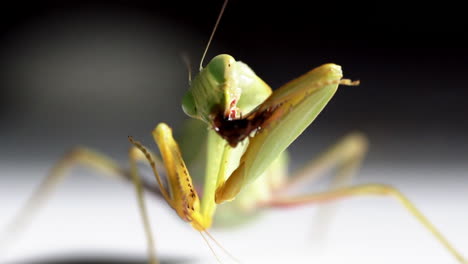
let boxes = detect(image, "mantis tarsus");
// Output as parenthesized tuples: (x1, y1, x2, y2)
(2, 1, 466, 263)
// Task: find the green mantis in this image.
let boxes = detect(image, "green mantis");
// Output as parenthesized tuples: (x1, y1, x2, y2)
(130, 54, 356, 230)
(2, 1, 466, 264)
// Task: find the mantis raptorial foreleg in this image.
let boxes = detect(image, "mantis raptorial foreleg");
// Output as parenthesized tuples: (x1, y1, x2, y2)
(203, 58, 465, 262)
(0, 147, 162, 251)
(267, 184, 467, 264)
(128, 124, 215, 264)
(214, 64, 359, 204)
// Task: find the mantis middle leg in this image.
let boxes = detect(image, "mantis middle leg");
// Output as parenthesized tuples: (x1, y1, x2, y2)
(277, 132, 368, 194)
(0, 147, 162, 260)
(273, 132, 368, 240)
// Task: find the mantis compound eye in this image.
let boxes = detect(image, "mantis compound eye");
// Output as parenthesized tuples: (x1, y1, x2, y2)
(182, 91, 198, 118)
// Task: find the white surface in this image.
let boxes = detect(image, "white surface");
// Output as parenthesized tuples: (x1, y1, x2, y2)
(1, 165, 467, 264)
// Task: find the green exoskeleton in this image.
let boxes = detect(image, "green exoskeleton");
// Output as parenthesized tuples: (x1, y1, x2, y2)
(127, 52, 466, 263)
(133, 54, 358, 231)
(2, 1, 466, 264)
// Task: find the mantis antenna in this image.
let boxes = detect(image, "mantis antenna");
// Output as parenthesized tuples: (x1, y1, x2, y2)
(199, 231, 222, 264)
(181, 52, 192, 83)
(203, 230, 241, 263)
(199, 0, 229, 71)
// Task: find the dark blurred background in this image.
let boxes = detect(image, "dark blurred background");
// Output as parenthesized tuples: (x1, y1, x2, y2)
(0, 1, 467, 263)
(0, 0, 467, 166)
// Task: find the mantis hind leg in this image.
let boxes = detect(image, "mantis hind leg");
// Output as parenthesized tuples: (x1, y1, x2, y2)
(0, 147, 161, 259)
(266, 184, 467, 263)
(266, 133, 466, 262)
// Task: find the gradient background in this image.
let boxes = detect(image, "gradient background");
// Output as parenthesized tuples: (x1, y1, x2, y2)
(0, 1, 467, 263)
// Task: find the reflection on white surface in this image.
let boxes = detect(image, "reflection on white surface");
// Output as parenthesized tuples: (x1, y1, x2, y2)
(1, 165, 467, 264)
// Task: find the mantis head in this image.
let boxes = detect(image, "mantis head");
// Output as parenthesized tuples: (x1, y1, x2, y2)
(182, 54, 272, 130)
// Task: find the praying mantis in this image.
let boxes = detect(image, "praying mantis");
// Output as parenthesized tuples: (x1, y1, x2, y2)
(2, 1, 467, 263)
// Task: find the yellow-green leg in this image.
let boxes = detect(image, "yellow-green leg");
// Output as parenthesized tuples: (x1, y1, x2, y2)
(128, 124, 220, 261)
(274, 132, 368, 240)
(276, 132, 368, 194)
(267, 184, 467, 264)
(0, 147, 162, 264)
(129, 146, 163, 264)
